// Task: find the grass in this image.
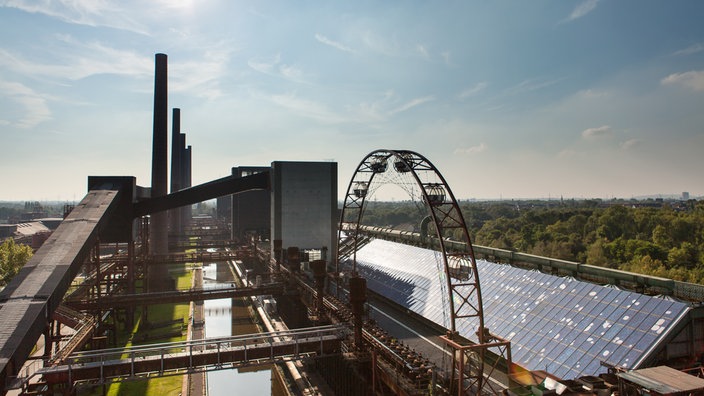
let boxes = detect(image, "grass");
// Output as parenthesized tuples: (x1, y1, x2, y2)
(90, 264, 193, 396)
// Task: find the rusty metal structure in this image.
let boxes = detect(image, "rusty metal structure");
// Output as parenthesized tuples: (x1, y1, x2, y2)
(336, 149, 512, 394)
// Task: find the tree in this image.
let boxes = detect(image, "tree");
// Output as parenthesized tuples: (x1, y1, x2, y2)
(0, 239, 33, 287)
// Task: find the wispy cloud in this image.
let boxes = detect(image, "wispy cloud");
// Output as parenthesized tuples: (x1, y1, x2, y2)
(0, 0, 148, 34)
(0, 35, 231, 99)
(505, 77, 565, 96)
(459, 82, 488, 99)
(416, 44, 429, 59)
(388, 96, 435, 115)
(315, 33, 354, 53)
(248, 54, 307, 83)
(673, 43, 704, 56)
(581, 125, 612, 139)
(562, 0, 599, 23)
(0, 79, 51, 128)
(558, 149, 578, 159)
(265, 92, 347, 124)
(248, 54, 280, 74)
(0, 41, 152, 81)
(620, 139, 642, 150)
(360, 30, 400, 57)
(454, 143, 488, 155)
(170, 46, 232, 100)
(661, 70, 704, 91)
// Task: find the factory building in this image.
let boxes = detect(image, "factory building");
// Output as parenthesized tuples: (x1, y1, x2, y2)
(230, 166, 271, 241)
(271, 161, 337, 260)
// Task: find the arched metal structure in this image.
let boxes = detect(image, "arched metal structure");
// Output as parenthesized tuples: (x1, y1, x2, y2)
(336, 149, 502, 394)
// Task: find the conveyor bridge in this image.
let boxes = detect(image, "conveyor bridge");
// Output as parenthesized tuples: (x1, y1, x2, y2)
(64, 283, 284, 310)
(11, 325, 347, 391)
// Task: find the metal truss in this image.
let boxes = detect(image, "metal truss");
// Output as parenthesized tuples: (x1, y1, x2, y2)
(337, 149, 512, 394)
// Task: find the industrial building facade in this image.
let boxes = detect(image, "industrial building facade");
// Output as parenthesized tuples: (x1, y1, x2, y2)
(271, 161, 337, 257)
(228, 166, 271, 241)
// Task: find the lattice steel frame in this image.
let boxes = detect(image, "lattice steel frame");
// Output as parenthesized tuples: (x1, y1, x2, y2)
(336, 149, 511, 394)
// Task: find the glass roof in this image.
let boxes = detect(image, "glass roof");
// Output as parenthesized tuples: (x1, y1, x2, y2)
(351, 239, 690, 380)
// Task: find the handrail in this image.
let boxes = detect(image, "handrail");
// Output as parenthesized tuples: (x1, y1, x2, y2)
(67, 324, 346, 361)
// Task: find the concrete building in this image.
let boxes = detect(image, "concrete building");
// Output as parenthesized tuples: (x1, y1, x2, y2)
(271, 161, 337, 260)
(216, 195, 231, 223)
(230, 166, 271, 241)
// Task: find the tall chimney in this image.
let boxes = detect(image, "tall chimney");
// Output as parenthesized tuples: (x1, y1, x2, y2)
(182, 144, 192, 229)
(150, 53, 169, 268)
(169, 108, 182, 236)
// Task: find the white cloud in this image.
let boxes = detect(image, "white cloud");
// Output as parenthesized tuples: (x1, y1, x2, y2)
(360, 30, 400, 57)
(416, 44, 429, 59)
(247, 54, 280, 75)
(314, 33, 354, 53)
(661, 70, 704, 92)
(673, 43, 704, 56)
(505, 77, 565, 96)
(620, 139, 641, 150)
(0, 80, 51, 128)
(0, 43, 152, 81)
(563, 0, 599, 23)
(279, 64, 304, 81)
(581, 125, 612, 139)
(459, 82, 488, 99)
(558, 149, 577, 159)
(247, 54, 307, 83)
(266, 92, 347, 124)
(454, 143, 488, 155)
(0, 0, 148, 34)
(388, 96, 435, 115)
(170, 47, 232, 100)
(441, 51, 452, 66)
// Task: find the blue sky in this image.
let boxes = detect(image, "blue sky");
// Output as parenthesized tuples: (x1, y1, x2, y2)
(1, 0, 703, 201)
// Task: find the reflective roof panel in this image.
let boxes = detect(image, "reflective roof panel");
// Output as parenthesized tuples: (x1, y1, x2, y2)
(352, 239, 690, 380)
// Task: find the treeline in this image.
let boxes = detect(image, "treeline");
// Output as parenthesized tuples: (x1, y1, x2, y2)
(360, 199, 704, 284)
(0, 201, 68, 221)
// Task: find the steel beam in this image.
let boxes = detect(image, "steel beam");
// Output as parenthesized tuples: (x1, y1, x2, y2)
(134, 171, 269, 217)
(0, 189, 122, 391)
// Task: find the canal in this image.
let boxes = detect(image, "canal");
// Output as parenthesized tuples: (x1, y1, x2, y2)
(201, 261, 271, 395)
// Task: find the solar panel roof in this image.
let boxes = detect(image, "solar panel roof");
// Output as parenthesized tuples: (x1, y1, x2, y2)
(351, 239, 691, 380)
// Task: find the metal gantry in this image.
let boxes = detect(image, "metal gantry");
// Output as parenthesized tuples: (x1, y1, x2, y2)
(336, 149, 511, 395)
(14, 325, 347, 391)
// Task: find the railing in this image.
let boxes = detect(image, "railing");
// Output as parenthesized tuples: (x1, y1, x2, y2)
(64, 282, 284, 310)
(18, 325, 348, 389)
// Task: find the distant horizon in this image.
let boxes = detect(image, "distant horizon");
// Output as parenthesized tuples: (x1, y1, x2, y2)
(0, 192, 699, 206)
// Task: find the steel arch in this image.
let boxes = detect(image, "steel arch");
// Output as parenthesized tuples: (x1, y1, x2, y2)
(336, 149, 485, 339)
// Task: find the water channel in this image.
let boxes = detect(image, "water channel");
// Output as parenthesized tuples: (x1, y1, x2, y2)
(201, 261, 271, 395)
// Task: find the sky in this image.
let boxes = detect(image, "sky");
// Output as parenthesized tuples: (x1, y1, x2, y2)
(1, 0, 703, 202)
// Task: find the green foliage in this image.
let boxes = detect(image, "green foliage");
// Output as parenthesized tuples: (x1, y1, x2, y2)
(360, 199, 704, 284)
(0, 239, 33, 286)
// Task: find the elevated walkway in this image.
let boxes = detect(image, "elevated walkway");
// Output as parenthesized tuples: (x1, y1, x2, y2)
(64, 283, 284, 310)
(28, 325, 347, 390)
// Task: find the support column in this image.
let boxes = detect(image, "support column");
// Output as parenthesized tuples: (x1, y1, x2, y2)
(126, 241, 135, 330)
(273, 239, 283, 272)
(311, 260, 327, 324)
(349, 276, 366, 351)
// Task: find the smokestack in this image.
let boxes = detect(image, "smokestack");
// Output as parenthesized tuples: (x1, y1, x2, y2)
(169, 108, 182, 235)
(181, 143, 192, 231)
(150, 53, 169, 261)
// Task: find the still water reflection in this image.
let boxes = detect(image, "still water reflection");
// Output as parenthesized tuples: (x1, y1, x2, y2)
(202, 262, 271, 395)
